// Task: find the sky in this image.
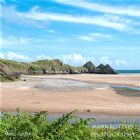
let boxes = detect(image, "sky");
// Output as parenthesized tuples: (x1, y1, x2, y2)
(0, 0, 140, 70)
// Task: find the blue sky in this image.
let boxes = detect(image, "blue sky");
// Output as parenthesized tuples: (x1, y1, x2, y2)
(0, 0, 140, 69)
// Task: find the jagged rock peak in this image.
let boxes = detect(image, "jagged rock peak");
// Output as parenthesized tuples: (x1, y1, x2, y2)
(83, 61, 96, 73)
(97, 63, 117, 74)
(97, 64, 105, 69)
(83, 61, 95, 68)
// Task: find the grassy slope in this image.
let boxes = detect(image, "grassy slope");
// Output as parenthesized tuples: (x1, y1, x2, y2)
(0, 59, 87, 81)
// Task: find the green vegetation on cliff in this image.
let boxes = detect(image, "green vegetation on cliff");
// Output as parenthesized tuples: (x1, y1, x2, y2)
(0, 58, 116, 82)
(0, 59, 86, 82)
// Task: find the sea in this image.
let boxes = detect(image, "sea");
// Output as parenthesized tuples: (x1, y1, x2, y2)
(116, 70, 140, 74)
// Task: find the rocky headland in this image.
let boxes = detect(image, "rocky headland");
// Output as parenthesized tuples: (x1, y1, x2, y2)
(0, 58, 117, 81)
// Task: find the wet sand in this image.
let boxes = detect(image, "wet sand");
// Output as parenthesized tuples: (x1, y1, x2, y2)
(21, 74, 140, 87)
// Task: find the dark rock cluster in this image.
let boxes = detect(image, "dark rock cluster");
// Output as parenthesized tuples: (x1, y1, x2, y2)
(83, 61, 117, 74)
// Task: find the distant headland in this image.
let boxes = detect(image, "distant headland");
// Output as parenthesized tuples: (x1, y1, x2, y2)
(0, 58, 117, 81)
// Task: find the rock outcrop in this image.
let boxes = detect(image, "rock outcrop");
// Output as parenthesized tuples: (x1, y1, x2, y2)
(83, 61, 117, 74)
(97, 64, 117, 74)
(83, 61, 96, 73)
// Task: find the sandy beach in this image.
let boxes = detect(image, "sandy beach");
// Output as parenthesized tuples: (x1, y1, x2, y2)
(0, 74, 140, 115)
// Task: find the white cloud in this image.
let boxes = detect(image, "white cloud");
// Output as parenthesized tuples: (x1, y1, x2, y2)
(98, 56, 128, 67)
(0, 52, 4, 58)
(36, 55, 51, 60)
(24, 8, 128, 31)
(1, 6, 129, 31)
(99, 56, 112, 65)
(78, 32, 112, 42)
(61, 53, 94, 66)
(1, 52, 31, 61)
(1, 6, 47, 28)
(0, 36, 49, 47)
(115, 59, 128, 66)
(0, 36, 31, 46)
(6, 52, 30, 60)
(55, 0, 140, 17)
